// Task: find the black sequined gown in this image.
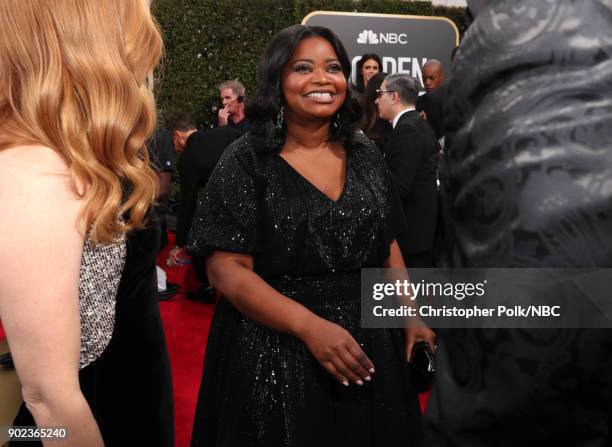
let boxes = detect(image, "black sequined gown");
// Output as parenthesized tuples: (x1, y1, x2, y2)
(188, 133, 422, 447)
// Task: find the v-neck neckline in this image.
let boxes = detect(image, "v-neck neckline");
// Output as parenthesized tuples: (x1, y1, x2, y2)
(277, 150, 349, 204)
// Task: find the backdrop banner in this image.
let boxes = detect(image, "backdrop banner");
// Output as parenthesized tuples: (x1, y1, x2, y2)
(302, 11, 459, 88)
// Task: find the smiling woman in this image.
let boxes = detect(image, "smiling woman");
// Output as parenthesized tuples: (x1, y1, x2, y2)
(282, 37, 347, 122)
(187, 24, 434, 447)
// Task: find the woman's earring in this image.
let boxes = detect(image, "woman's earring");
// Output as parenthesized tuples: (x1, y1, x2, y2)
(332, 113, 341, 130)
(276, 107, 285, 129)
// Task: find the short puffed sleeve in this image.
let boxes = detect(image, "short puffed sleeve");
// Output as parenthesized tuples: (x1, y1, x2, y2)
(186, 139, 262, 258)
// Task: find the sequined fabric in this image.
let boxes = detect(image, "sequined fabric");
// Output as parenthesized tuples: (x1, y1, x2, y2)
(78, 233, 126, 369)
(188, 133, 422, 447)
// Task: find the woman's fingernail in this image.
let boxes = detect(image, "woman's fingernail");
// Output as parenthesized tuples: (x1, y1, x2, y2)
(342, 380, 349, 387)
(356, 380, 364, 386)
(369, 368, 375, 374)
(364, 376, 371, 382)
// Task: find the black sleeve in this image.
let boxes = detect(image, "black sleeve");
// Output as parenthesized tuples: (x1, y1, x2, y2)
(186, 142, 262, 258)
(176, 128, 243, 247)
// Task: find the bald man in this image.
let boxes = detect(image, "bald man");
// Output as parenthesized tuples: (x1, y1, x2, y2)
(422, 59, 445, 93)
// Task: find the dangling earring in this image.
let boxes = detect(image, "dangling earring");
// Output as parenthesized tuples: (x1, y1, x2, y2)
(331, 113, 341, 130)
(276, 106, 285, 129)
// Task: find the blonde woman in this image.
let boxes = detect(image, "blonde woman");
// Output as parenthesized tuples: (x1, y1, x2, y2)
(0, 1, 173, 446)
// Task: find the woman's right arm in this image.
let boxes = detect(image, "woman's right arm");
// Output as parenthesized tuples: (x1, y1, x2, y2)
(206, 250, 375, 386)
(0, 146, 103, 446)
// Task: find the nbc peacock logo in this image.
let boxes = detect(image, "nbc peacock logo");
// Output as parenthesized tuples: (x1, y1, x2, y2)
(357, 30, 379, 44)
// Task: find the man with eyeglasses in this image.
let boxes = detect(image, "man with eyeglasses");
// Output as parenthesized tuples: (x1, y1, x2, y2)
(375, 74, 439, 267)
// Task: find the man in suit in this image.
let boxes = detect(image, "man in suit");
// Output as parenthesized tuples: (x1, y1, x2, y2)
(375, 73, 439, 267)
(165, 111, 242, 300)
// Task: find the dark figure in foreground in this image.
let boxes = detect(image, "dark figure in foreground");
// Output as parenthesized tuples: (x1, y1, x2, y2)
(424, 0, 612, 446)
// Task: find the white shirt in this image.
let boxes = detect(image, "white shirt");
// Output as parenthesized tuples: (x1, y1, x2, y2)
(392, 107, 416, 129)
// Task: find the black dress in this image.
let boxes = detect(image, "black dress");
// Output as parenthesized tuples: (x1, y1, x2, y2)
(12, 224, 174, 446)
(188, 132, 421, 447)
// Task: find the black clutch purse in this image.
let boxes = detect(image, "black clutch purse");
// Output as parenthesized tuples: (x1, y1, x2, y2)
(409, 341, 436, 393)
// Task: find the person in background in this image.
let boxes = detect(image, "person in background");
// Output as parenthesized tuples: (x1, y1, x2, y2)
(0, 0, 173, 445)
(376, 74, 439, 268)
(359, 71, 392, 153)
(421, 59, 445, 94)
(353, 53, 383, 94)
(188, 24, 434, 446)
(166, 111, 242, 302)
(350, 53, 383, 123)
(417, 60, 447, 141)
(149, 127, 175, 250)
(217, 79, 250, 133)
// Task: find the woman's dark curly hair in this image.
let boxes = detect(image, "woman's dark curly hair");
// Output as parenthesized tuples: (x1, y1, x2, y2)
(246, 25, 356, 153)
(353, 53, 382, 93)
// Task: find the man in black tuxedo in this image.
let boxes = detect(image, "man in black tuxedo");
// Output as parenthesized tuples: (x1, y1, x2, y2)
(375, 73, 439, 267)
(165, 111, 242, 300)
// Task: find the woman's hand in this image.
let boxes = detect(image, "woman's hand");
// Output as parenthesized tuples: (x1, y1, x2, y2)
(207, 252, 375, 387)
(299, 315, 374, 386)
(405, 325, 436, 361)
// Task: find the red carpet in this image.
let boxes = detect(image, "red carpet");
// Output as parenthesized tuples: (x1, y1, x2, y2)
(157, 233, 213, 447)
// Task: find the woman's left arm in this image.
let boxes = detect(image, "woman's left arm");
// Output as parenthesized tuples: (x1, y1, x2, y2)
(0, 146, 104, 446)
(384, 240, 436, 361)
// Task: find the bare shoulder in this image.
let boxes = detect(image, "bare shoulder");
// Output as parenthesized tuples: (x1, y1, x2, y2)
(0, 145, 83, 219)
(0, 145, 77, 195)
(0, 144, 69, 181)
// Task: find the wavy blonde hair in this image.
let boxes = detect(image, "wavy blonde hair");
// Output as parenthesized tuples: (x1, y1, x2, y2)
(0, 0, 162, 243)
